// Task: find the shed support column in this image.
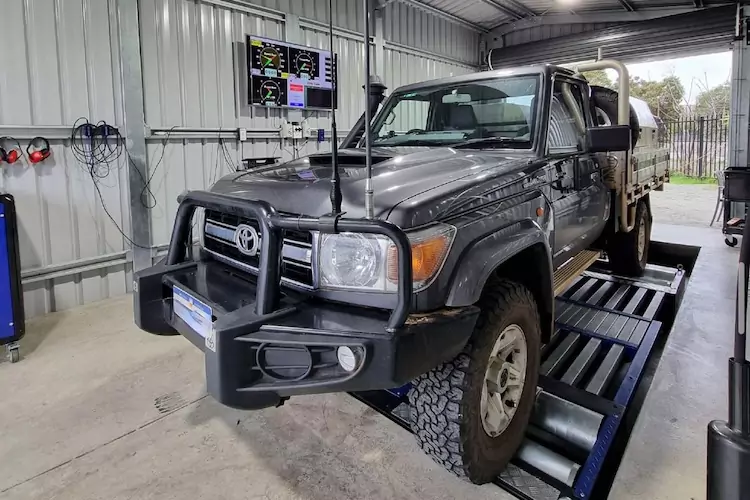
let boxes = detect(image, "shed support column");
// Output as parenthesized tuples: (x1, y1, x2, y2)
(729, 8, 750, 172)
(117, 0, 152, 272)
(729, 7, 750, 220)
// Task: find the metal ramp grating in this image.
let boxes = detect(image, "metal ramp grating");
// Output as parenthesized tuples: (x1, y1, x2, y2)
(495, 266, 684, 500)
(350, 262, 686, 500)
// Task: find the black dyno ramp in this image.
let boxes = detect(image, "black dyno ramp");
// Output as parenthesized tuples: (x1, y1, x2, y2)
(351, 255, 687, 500)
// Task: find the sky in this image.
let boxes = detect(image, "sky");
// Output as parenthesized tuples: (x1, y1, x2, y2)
(603, 51, 733, 103)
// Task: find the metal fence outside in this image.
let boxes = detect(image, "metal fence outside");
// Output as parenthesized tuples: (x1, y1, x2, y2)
(658, 115, 728, 179)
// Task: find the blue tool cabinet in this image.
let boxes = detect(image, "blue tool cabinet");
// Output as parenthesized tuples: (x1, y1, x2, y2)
(0, 194, 25, 362)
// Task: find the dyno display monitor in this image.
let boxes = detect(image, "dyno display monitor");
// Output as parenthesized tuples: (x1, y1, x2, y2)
(247, 35, 336, 110)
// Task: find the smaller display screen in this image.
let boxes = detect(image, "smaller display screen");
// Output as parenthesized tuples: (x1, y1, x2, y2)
(307, 87, 334, 109)
(247, 35, 336, 110)
(251, 76, 288, 107)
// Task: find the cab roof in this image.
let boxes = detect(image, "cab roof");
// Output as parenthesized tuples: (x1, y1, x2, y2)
(394, 64, 575, 94)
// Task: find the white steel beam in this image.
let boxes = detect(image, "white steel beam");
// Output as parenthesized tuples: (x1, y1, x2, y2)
(480, 0, 524, 20)
(117, 0, 152, 271)
(729, 7, 749, 171)
(618, 0, 636, 12)
(491, 7, 704, 34)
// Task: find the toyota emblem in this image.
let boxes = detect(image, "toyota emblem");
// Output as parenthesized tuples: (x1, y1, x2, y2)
(234, 224, 260, 256)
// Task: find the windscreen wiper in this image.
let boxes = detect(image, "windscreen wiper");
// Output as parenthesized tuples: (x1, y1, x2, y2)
(451, 136, 529, 149)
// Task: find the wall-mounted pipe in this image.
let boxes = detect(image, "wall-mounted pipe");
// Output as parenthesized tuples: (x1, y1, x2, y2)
(147, 126, 350, 141)
(0, 124, 78, 141)
(21, 251, 131, 285)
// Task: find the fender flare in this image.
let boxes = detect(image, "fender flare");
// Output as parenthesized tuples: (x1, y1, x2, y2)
(446, 220, 554, 341)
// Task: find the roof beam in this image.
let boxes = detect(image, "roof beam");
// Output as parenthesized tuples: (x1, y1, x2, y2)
(502, 0, 538, 18)
(396, 0, 488, 32)
(491, 7, 702, 34)
(618, 0, 636, 12)
(480, 0, 525, 20)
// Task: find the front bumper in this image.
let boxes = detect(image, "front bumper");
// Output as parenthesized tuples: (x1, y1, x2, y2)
(135, 258, 478, 409)
(134, 191, 479, 410)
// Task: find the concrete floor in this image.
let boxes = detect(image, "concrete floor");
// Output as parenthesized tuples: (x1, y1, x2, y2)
(650, 183, 719, 227)
(0, 298, 509, 500)
(0, 222, 732, 500)
(610, 223, 734, 500)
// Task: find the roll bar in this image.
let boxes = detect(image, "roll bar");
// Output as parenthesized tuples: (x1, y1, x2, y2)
(167, 191, 413, 332)
(574, 59, 631, 126)
(575, 59, 635, 232)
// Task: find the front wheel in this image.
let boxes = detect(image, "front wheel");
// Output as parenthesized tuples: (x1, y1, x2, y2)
(607, 199, 651, 277)
(409, 279, 541, 484)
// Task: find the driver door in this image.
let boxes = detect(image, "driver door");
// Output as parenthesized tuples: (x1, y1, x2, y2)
(546, 78, 606, 267)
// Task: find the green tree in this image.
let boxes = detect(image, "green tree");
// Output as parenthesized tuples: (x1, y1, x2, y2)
(695, 81, 730, 117)
(629, 75, 685, 121)
(583, 71, 686, 119)
(582, 70, 615, 90)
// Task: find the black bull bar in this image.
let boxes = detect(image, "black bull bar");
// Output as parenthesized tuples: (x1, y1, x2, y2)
(167, 191, 413, 331)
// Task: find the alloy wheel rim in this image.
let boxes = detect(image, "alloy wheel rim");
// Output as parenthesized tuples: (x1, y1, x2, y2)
(480, 324, 528, 437)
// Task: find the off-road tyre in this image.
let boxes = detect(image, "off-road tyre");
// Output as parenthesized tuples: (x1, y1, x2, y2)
(590, 85, 640, 148)
(607, 199, 651, 277)
(408, 279, 541, 484)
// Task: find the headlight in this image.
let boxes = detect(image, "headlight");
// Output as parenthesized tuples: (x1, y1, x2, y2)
(319, 233, 389, 290)
(317, 223, 455, 292)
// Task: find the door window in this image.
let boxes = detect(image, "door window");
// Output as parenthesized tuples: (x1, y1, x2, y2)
(547, 80, 587, 153)
(379, 99, 431, 137)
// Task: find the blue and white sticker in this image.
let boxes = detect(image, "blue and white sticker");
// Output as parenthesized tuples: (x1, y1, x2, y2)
(173, 286, 213, 349)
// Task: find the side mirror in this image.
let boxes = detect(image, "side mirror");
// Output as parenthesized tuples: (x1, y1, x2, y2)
(586, 125, 631, 153)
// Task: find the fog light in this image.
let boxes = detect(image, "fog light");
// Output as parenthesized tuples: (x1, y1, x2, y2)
(337, 346, 359, 372)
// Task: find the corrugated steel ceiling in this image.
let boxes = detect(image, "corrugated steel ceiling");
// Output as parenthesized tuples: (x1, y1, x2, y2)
(402, 0, 733, 30)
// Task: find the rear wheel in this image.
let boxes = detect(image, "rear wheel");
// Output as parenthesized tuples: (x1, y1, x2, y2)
(409, 279, 541, 484)
(607, 199, 651, 277)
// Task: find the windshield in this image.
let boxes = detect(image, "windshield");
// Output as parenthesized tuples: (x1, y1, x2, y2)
(367, 75, 540, 149)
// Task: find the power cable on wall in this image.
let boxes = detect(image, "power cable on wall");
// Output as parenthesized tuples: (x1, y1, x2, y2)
(70, 118, 172, 250)
(71, 121, 245, 251)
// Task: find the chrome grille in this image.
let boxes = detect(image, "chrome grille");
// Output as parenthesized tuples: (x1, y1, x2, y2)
(203, 210, 315, 288)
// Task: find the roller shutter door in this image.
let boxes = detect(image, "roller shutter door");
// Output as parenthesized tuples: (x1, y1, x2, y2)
(489, 6, 737, 68)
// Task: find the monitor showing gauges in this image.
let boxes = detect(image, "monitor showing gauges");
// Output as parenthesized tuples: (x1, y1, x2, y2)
(247, 35, 336, 110)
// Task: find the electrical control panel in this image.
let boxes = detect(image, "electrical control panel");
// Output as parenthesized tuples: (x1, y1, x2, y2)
(291, 123, 303, 140)
(280, 121, 306, 140)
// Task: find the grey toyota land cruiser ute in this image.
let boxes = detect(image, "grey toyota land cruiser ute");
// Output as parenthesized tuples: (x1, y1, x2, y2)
(134, 62, 668, 483)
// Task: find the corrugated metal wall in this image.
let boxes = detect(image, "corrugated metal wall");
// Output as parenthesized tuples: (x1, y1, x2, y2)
(383, 1, 479, 66)
(141, 0, 479, 248)
(0, 0, 478, 319)
(243, 0, 367, 33)
(0, 0, 131, 318)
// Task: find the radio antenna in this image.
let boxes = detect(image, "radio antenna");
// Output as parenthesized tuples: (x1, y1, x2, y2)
(328, 0, 342, 214)
(363, 0, 374, 219)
